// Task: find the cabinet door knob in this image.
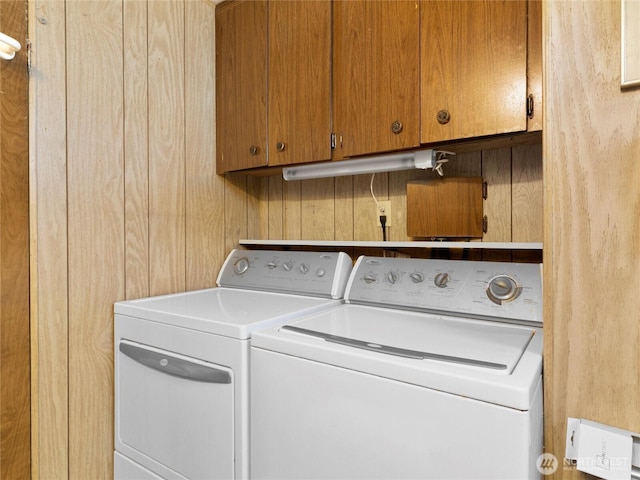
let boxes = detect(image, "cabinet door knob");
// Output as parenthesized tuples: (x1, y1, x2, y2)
(437, 110, 451, 125)
(276, 141, 286, 152)
(391, 120, 403, 134)
(249, 145, 259, 156)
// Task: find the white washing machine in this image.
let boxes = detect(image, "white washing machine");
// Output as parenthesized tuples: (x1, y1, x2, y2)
(251, 255, 543, 480)
(114, 249, 352, 480)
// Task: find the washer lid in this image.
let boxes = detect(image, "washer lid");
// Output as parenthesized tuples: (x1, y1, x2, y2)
(115, 288, 341, 340)
(282, 305, 533, 374)
(252, 304, 543, 409)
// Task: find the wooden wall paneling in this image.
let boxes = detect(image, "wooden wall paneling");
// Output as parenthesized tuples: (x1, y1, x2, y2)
(353, 173, 387, 241)
(224, 173, 249, 252)
(245, 176, 267, 240)
(545, 1, 640, 475)
(334, 176, 354, 241)
(29, 0, 69, 477)
(148, 1, 186, 296)
(512, 144, 542, 243)
(123, 0, 150, 300)
(388, 170, 414, 241)
(284, 180, 301, 240)
(267, 176, 284, 240)
(185, 0, 223, 290)
(0, 1, 30, 478)
(300, 178, 335, 241)
(66, 1, 124, 478)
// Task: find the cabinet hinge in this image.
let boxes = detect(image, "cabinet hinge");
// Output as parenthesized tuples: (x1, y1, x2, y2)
(482, 215, 488, 234)
(527, 94, 534, 119)
(482, 181, 488, 200)
(331, 133, 336, 150)
(26, 39, 32, 73)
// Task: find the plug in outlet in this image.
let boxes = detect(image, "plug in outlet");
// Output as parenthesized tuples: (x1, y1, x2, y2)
(375, 201, 392, 227)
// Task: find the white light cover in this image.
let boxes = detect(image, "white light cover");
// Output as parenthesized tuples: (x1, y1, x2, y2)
(282, 150, 435, 181)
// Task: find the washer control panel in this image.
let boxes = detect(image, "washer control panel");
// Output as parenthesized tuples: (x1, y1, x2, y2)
(217, 249, 353, 299)
(345, 256, 543, 324)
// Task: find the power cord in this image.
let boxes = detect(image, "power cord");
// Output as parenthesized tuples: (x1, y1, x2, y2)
(380, 214, 387, 241)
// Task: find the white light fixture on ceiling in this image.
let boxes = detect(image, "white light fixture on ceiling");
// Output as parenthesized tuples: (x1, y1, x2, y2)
(282, 149, 452, 181)
(0, 32, 21, 61)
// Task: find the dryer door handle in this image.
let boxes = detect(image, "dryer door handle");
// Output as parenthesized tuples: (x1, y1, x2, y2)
(119, 340, 232, 384)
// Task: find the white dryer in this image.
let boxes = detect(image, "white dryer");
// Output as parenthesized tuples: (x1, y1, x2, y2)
(251, 255, 543, 480)
(114, 249, 352, 480)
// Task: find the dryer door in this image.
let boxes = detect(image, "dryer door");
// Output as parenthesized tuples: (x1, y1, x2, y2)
(116, 339, 234, 479)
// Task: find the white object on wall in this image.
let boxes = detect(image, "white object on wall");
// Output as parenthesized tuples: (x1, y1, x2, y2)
(0, 31, 21, 60)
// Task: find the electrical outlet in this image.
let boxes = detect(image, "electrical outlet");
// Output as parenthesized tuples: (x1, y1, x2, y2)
(375, 200, 392, 227)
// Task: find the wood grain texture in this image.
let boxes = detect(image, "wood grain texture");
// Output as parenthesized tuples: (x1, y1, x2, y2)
(267, 0, 331, 166)
(185, 0, 223, 290)
(148, 0, 186, 296)
(512, 144, 542, 242)
(215, 0, 267, 172)
(406, 178, 484, 238)
(66, 1, 124, 478)
(29, 0, 69, 478)
(481, 148, 512, 243)
(421, 0, 527, 143)
(527, 0, 543, 132)
(544, 1, 640, 477)
(1, 1, 30, 478)
(333, 0, 420, 158)
(124, 0, 150, 300)
(300, 178, 335, 241)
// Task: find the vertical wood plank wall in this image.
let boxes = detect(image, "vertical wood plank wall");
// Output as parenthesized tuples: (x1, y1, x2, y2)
(29, 1, 248, 477)
(0, 1, 30, 478)
(255, 145, 543, 245)
(28, 0, 543, 478)
(544, 1, 640, 478)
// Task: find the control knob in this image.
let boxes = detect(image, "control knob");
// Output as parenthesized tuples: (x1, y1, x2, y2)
(434, 272, 450, 288)
(410, 272, 424, 283)
(386, 272, 399, 285)
(363, 273, 376, 284)
(299, 263, 310, 275)
(283, 261, 293, 272)
(316, 268, 326, 278)
(486, 275, 522, 305)
(266, 261, 277, 270)
(233, 257, 250, 275)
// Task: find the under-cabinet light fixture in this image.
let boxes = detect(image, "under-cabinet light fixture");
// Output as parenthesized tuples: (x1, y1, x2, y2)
(282, 149, 451, 181)
(0, 32, 21, 61)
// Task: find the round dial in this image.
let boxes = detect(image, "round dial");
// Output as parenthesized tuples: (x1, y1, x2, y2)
(410, 272, 424, 283)
(266, 261, 277, 270)
(316, 268, 326, 278)
(434, 272, 450, 288)
(363, 273, 376, 284)
(486, 275, 522, 304)
(283, 261, 293, 272)
(386, 272, 398, 285)
(299, 263, 310, 275)
(233, 257, 250, 275)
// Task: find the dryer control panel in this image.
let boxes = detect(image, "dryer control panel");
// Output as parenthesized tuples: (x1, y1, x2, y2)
(345, 256, 543, 325)
(217, 249, 352, 299)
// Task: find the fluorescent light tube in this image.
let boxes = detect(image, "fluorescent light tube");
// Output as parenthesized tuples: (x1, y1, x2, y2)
(282, 149, 436, 181)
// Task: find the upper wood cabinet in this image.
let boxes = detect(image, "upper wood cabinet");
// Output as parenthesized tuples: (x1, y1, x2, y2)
(332, 0, 420, 160)
(527, 0, 543, 132)
(420, 1, 528, 144)
(216, 0, 331, 173)
(268, 1, 332, 167)
(216, 0, 267, 173)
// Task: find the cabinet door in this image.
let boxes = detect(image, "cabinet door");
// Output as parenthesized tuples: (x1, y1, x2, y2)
(333, 0, 420, 159)
(421, 1, 527, 144)
(268, 1, 332, 167)
(527, 0, 543, 132)
(216, 0, 267, 173)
